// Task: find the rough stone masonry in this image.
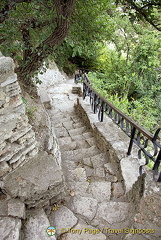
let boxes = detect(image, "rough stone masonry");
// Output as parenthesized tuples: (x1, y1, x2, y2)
(0, 53, 38, 177)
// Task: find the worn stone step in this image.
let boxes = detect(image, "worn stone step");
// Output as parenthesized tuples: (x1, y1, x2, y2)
(111, 182, 125, 200)
(69, 196, 98, 221)
(83, 153, 108, 168)
(58, 136, 72, 146)
(82, 155, 119, 183)
(58, 220, 107, 240)
(62, 159, 77, 172)
(23, 208, 56, 240)
(55, 128, 69, 138)
(85, 137, 96, 146)
(0, 216, 21, 240)
(71, 131, 93, 141)
(64, 167, 87, 183)
(95, 201, 130, 228)
(55, 126, 88, 139)
(53, 121, 84, 132)
(62, 121, 83, 131)
(86, 181, 112, 202)
(59, 139, 91, 151)
(61, 146, 100, 163)
(50, 113, 71, 123)
(68, 126, 87, 137)
(48, 206, 78, 237)
(3, 151, 64, 208)
(63, 137, 96, 148)
(70, 115, 81, 124)
(104, 162, 118, 182)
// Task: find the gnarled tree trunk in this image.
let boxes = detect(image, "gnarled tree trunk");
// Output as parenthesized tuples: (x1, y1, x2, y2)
(15, 0, 75, 85)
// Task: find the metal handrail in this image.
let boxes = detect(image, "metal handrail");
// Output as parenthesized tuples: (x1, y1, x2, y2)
(75, 72, 161, 182)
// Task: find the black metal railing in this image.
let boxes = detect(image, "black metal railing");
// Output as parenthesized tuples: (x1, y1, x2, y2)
(75, 72, 161, 182)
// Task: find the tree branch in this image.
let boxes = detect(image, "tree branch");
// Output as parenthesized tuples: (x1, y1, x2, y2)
(15, 0, 76, 83)
(21, 22, 33, 61)
(140, 3, 161, 10)
(124, 0, 161, 31)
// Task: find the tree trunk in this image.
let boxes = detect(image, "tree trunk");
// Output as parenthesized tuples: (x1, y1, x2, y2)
(15, 0, 75, 85)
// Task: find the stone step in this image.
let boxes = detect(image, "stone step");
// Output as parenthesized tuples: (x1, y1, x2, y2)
(23, 208, 56, 240)
(61, 146, 100, 163)
(68, 127, 87, 137)
(70, 115, 81, 124)
(62, 121, 83, 131)
(95, 201, 130, 229)
(50, 114, 71, 124)
(55, 128, 69, 138)
(71, 131, 93, 141)
(55, 126, 88, 139)
(63, 167, 87, 183)
(0, 216, 21, 240)
(59, 139, 92, 151)
(3, 151, 65, 208)
(83, 153, 108, 168)
(58, 220, 107, 240)
(53, 120, 83, 131)
(49, 109, 76, 120)
(82, 155, 120, 184)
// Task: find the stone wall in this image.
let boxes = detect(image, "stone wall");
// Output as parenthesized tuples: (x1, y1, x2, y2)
(75, 98, 141, 193)
(0, 54, 38, 178)
(0, 54, 65, 209)
(75, 97, 161, 240)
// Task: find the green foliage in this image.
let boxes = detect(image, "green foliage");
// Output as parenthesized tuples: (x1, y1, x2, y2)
(22, 97, 37, 119)
(88, 69, 159, 133)
(85, 6, 161, 133)
(1, 0, 161, 132)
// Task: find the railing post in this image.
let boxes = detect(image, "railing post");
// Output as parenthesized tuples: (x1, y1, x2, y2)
(153, 149, 161, 182)
(98, 102, 104, 122)
(127, 126, 136, 155)
(83, 82, 86, 100)
(93, 94, 97, 114)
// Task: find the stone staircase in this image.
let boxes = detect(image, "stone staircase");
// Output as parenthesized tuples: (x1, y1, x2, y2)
(47, 105, 131, 240)
(1, 58, 160, 240)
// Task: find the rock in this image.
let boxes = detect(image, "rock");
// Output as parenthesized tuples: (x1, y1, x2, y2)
(39, 90, 52, 109)
(66, 181, 89, 196)
(23, 209, 56, 240)
(0, 199, 8, 216)
(112, 182, 124, 199)
(70, 196, 97, 220)
(120, 157, 140, 193)
(0, 54, 38, 177)
(59, 220, 106, 240)
(94, 167, 105, 178)
(71, 168, 87, 182)
(0, 56, 15, 83)
(90, 153, 107, 168)
(87, 182, 111, 202)
(0, 161, 10, 177)
(96, 202, 130, 225)
(8, 199, 25, 219)
(0, 217, 21, 240)
(0, 74, 17, 87)
(104, 163, 117, 175)
(0, 181, 4, 188)
(9, 126, 32, 143)
(3, 151, 65, 207)
(83, 157, 93, 167)
(49, 206, 78, 236)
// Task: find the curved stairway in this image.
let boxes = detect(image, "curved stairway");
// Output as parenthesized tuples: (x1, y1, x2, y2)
(46, 79, 131, 240)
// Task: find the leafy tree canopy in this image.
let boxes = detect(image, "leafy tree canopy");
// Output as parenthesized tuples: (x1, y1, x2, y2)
(0, 0, 161, 84)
